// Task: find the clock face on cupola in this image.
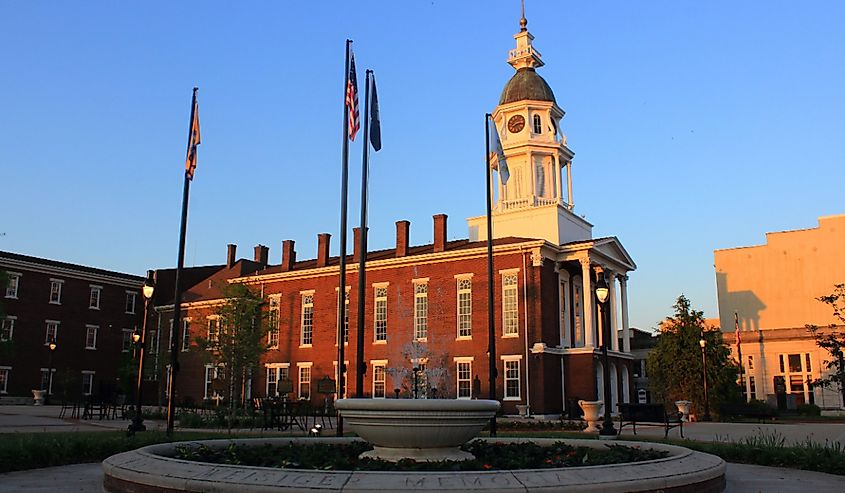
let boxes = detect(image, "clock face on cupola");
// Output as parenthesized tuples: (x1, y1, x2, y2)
(507, 115, 525, 133)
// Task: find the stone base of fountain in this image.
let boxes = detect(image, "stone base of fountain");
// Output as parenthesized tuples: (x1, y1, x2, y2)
(102, 437, 726, 493)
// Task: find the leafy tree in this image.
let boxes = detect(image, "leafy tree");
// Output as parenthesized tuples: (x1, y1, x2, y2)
(806, 283, 845, 405)
(195, 282, 268, 410)
(646, 295, 740, 415)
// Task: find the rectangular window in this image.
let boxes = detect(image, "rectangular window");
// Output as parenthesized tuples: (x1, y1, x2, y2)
(338, 289, 349, 344)
(81, 371, 95, 396)
(204, 365, 224, 402)
(181, 320, 191, 351)
(41, 369, 55, 394)
(207, 318, 219, 346)
(265, 364, 290, 397)
(788, 354, 802, 373)
(89, 286, 101, 310)
(49, 279, 64, 304)
(779, 354, 785, 373)
(45, 321, 59, 345)
(748, 376, 757, 400)
(503, 357, 521, 399)
(1, 317, 15, 342)
(301, 293, 314, 346)
(805, 353, 812, 373)
(414, 281, 428, 341)
(149, 329, 159, 354)
(502, 273, 519, 336)
(5, 273, 20, 298)
(0, 367, 9, 394)
(457, 277, 472, 339)
(125, 292, 137, 314)
(374, 286, 388, 342)
(85, 325, 98, 350)
(298, 364, 312, 400)
(122, 329, 134, 352)
(456, 360, 472, 399)
(747, 355, 754, 371)
(372, 362, 386, 398)
(268, 296, 280, 348)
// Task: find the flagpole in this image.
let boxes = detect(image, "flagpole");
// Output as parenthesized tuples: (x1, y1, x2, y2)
(166, 86, 198, 437)
(336, 40, 352, 437)
(735, 312, 745, 401)
(485, 113, 497, 437)
(355, 70, 372, 398)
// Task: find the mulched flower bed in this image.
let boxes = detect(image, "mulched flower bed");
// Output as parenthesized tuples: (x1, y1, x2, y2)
(172, 440, 668, 471)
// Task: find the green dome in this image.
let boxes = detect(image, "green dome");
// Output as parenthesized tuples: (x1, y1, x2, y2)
(499, 68, 556, 105)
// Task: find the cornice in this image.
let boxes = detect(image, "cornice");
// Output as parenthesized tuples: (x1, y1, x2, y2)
(0, 257, 143, 288)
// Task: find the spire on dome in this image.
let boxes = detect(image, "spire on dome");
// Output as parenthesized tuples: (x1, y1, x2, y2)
(508, 1, 543, 70)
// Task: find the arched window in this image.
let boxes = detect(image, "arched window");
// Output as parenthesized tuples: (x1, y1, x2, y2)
(533, 114, 542, 134)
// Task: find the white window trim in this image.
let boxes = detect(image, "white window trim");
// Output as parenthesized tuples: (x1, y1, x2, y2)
(370, 359, 388, 399)
(297, 362, 313, 400)
(204, 364, 224, 402)
(125, 291, 138, 314)
(373, 283, 389, 344)
(334, 286, 351, 347)
(121, 328, 135, 352)
(413, 279, 429, 342)
(49, 279, 64, 305)
(501, 270, 520, 338)
(89, 285, 102, 310)
(5, 272, 21, 299)
(455, 274, 473, 341)
(454, 357, 473, 400)
(39, 367, 57, 394)
(1, 316, 15, 342)
(0, 366, 11, 394)
(267, 295, 281, 349)
(44, 320, 60, 345)
(85, 325, 98, 350)
(501, 355, 523, 401)
(81, 370, 95, 396)
(181, 318, 192, 352)
(300, 292, 314, 348)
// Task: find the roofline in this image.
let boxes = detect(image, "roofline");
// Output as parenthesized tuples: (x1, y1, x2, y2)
(1, 250, 144, 287)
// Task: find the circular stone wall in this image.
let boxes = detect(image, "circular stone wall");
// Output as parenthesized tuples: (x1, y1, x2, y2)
(102, 437, 725, 493)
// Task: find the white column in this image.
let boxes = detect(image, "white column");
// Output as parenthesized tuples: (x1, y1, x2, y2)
(619, 274, 630, 353)
(580, 257, 594, 348)
(558, 268, 570, 348)
(566, 161, 573, 210)
(608, 270, 619, 352)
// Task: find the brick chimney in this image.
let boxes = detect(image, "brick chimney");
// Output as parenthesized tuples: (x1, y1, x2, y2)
(317, 233, 331, 267)
(396, 220, 410, 258)
(281, 240, 296, 272)
(254, 244, 269, 267)
(433, 214, 448, 253)
(353, 227, 364, 262)
(226, 244, 237, 268)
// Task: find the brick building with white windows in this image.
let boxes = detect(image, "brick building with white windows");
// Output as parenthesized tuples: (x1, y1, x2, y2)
(0, 251, 144, 400)
(150, 16, 639, 417)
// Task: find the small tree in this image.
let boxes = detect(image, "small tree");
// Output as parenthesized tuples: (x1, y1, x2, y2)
(806, 283, 845, 406)
(195, 282, 268, 411)
(646, 295, 740, 415)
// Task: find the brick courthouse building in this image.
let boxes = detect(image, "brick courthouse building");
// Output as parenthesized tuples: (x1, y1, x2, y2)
(153, 17, 637, 417)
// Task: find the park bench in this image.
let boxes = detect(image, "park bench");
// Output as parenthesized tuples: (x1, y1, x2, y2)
(719, 403, 777, 422)
(617, 403, 684, 438)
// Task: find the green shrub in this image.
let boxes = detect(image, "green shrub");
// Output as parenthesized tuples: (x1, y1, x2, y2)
(797, 403, 822, 417)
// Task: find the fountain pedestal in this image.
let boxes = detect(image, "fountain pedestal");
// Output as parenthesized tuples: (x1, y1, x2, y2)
(335, 398, 500, 462)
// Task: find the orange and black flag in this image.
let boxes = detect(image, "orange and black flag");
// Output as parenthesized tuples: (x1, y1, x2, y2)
(185, 89, 201, 180)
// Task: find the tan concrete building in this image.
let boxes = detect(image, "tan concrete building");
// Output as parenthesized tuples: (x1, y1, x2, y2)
(715, 214, 845, 412)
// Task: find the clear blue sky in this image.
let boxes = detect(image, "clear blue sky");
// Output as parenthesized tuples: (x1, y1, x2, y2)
(2, 1, 843, 331)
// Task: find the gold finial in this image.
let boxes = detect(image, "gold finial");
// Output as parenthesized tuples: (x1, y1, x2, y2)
(519, 0, 527, 31)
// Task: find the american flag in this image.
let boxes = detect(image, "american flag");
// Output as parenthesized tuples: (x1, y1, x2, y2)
(185, 90, 201, 180)
(346, 51, 360, 141)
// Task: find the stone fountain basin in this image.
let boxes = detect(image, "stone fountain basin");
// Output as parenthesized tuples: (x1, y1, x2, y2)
(335, 398, 500, 460)
(102, 437, 726, 492)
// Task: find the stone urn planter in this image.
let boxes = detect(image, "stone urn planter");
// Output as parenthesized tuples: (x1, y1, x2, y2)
(516, 404, 529, 417)
(335, 398, 500, 462)
(675, 400, 692, 422)
(578, 399, 603, 433)
(31, 390, 45, 406)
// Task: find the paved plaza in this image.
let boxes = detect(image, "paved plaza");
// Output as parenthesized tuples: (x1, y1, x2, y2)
(1, 405, 845, 492)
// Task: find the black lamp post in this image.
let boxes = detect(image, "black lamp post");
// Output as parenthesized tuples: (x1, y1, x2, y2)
(129, 270, 155, 435)
(46, 339, 57, 404)
(595, 273, 617, 437)
(699, 337, 711, 421)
